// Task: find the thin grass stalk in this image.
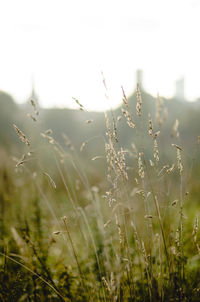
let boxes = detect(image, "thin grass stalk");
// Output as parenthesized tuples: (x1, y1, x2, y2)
(131, 222, 153, 301)
(77, 207, 106, 301)
(155, 195, 170, 273)
(179, 173, 185, 280)
(118, 180, 136, 299)
(144, 161, 171, 275)
(0, 252, 65, 301)
(62, 217, 87, 294)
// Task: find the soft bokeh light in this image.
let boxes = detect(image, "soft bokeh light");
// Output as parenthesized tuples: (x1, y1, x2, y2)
(0, 0, 199, 111)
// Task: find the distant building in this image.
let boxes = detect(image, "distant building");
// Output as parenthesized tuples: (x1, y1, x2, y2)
(175, 77, 185, 101)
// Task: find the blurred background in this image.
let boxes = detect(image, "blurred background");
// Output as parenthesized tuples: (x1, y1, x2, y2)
(0, 0, 200, 111)
(0, 0, 200, 172)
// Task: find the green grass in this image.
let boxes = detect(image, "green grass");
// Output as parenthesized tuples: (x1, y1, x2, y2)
(1, 93, 200, 301)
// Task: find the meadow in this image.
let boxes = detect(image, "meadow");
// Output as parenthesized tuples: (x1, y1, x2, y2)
(0, 86, 200, 301)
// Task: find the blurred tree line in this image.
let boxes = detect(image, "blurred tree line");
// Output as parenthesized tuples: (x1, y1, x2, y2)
(0, 88, 199, 166)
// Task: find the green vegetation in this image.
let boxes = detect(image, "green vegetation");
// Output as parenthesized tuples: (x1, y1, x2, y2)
(1, 87, 200, 301)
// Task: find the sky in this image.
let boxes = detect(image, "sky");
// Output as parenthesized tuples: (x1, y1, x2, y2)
(0, 0, 200, 111)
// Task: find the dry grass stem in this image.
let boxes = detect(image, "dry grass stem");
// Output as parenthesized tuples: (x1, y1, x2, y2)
(80, 141, 88, 152)
(43, 172, 57, 189)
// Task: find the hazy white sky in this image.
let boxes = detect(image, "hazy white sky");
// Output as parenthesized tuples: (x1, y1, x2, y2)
(0, 0, 200, 111)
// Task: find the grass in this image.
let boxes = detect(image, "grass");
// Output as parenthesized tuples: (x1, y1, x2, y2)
(1, 89, 200, 301)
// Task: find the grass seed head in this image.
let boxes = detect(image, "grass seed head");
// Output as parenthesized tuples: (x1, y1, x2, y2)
(30, 99, 39, 115)
(27, 113, 37, 122)
(13, 124, 30, 146)
(153, 139, 159, 162)
(138, 155, 145, 179)
(171, 119, 179, 138)
(136, 83, 142, 117)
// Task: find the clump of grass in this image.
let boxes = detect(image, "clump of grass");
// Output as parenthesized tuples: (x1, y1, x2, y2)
(1, 85, 200, 301)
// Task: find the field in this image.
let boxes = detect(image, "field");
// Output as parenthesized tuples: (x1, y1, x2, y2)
(1, 89, 200, 302)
